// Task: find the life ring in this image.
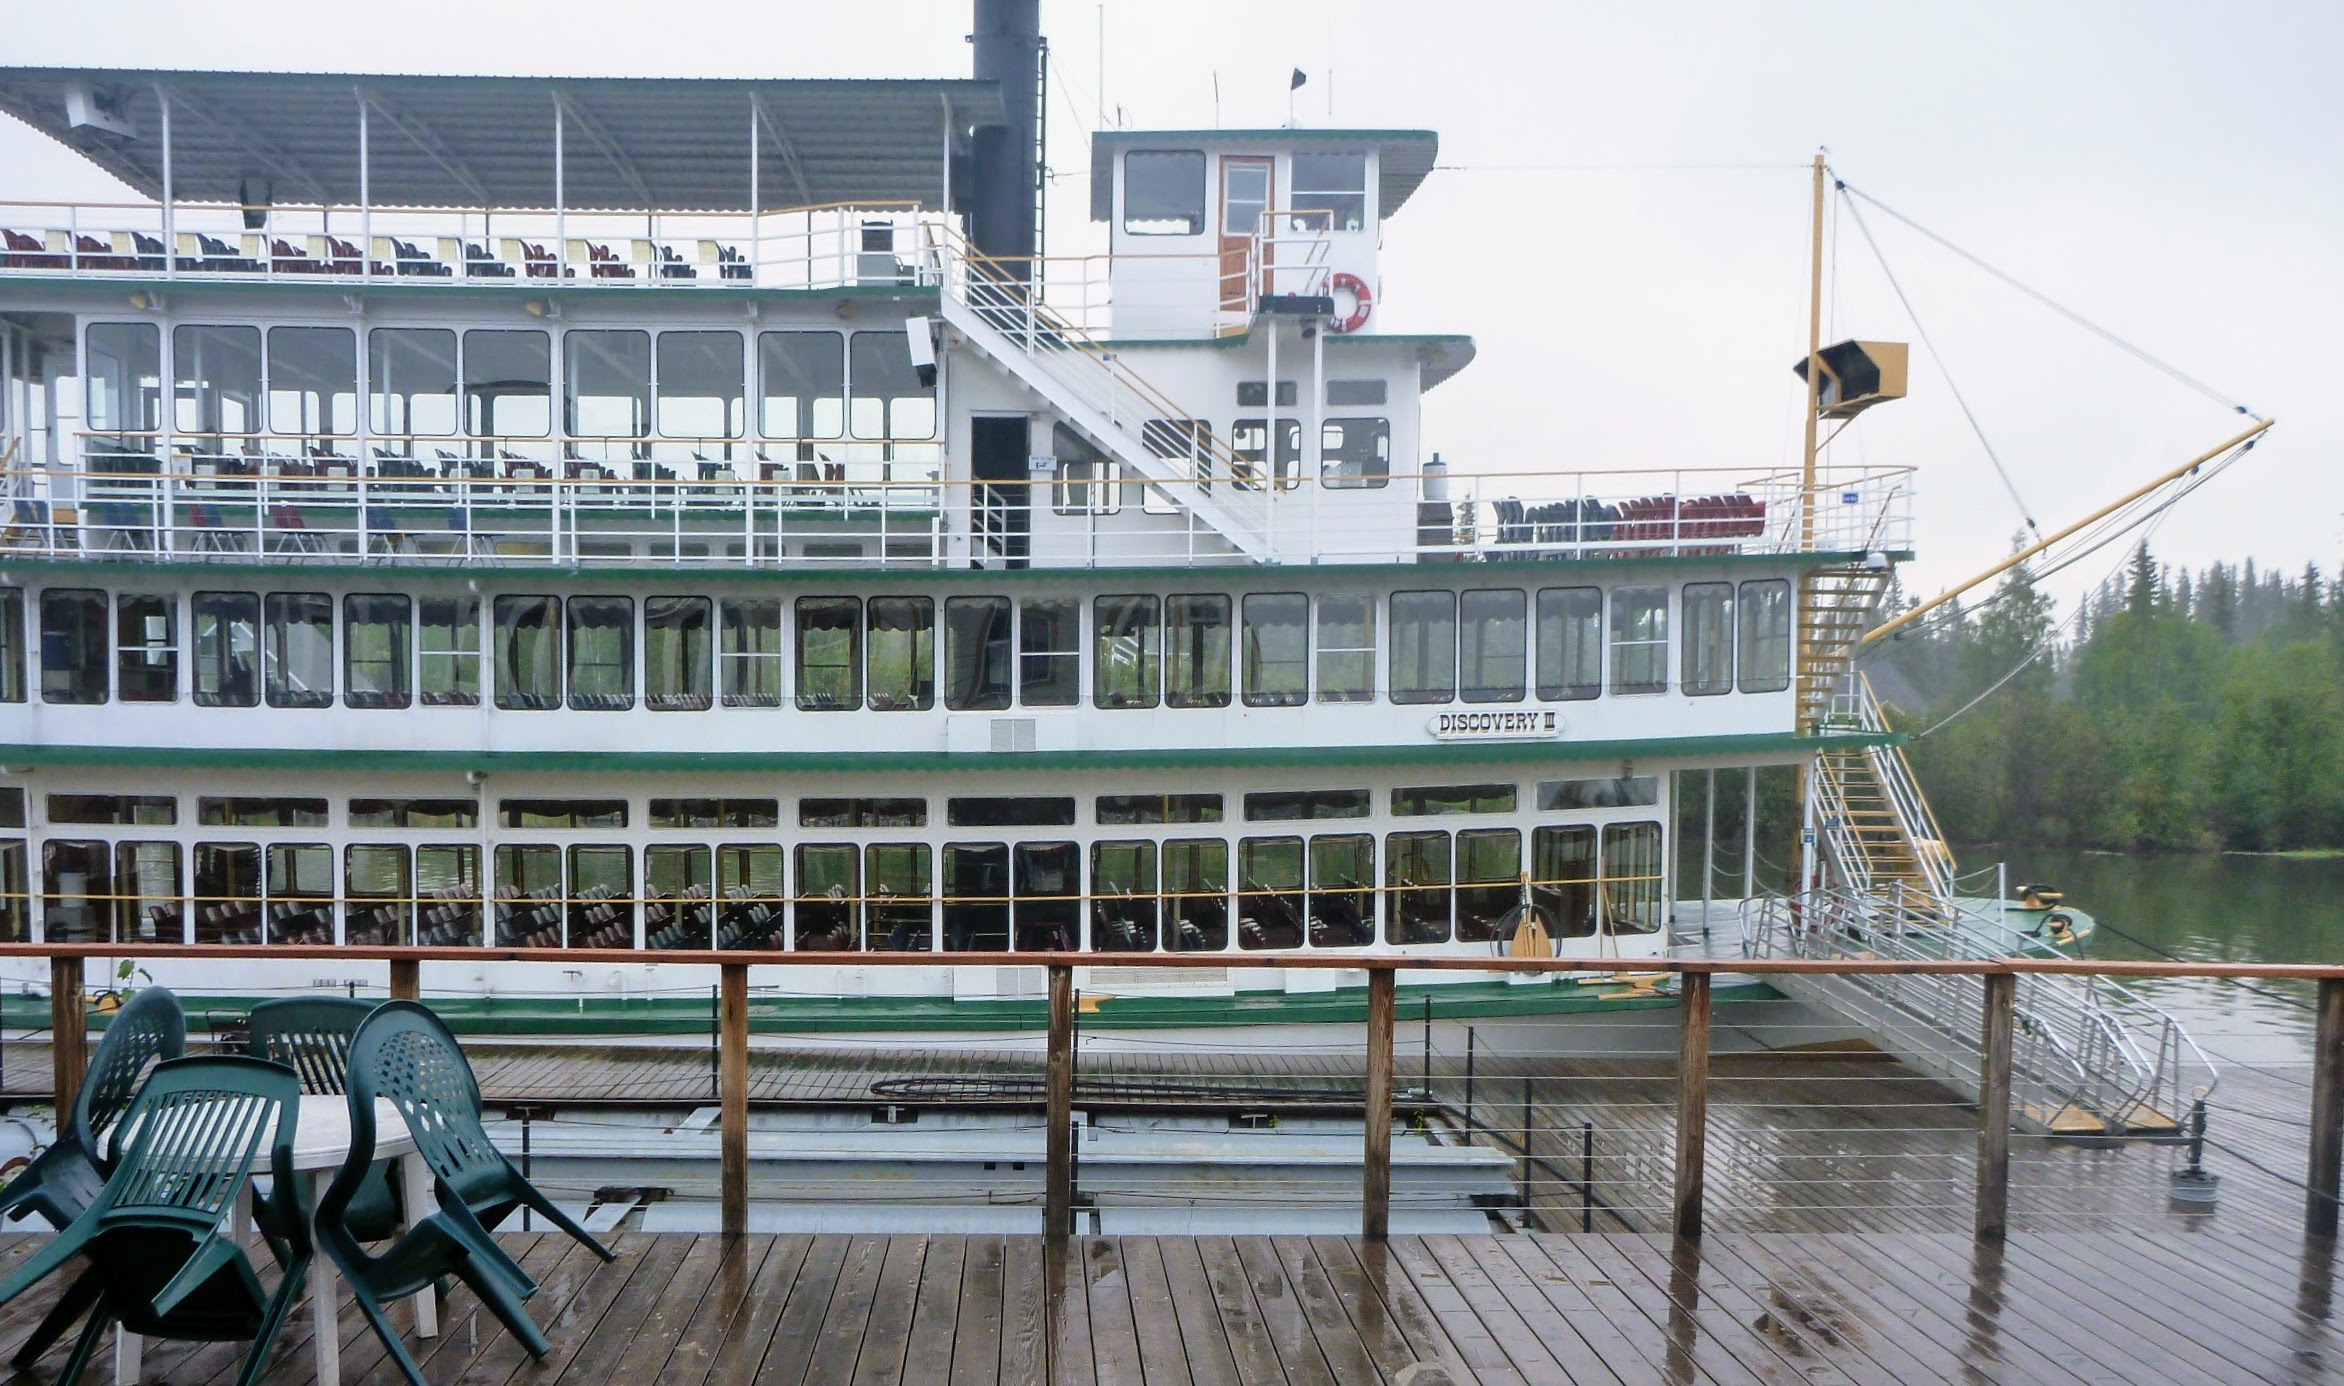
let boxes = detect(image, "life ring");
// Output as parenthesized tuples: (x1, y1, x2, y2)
(1328, 272, 1373, 333)
(2045, 909, 2077, 941)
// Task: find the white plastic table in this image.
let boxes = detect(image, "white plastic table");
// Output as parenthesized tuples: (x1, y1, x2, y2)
(113, 1094, 437, 1386)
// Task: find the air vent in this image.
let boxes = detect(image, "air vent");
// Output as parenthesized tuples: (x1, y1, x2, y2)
(991, 717, 1038, 752)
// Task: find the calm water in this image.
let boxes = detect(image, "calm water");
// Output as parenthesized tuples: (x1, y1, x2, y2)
(1968, 847, 2344, 1064)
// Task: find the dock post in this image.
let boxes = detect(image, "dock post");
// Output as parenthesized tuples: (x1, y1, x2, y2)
(49, 957, 84, 1109)
(389, 958, 420, 1002)
(718, 962, 750, 1238)
(1364, 966, 1396, 1239)
(1046, 963, 1075, 1237)
(1977, 971, 2016, 1238)
(1672, 970, 1711, 1240)
(2310, 977, 2344, 1238)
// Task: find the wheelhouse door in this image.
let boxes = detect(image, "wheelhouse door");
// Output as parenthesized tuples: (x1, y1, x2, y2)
(1219, 156, 1274, 317)
(969, 414, 1031, 569)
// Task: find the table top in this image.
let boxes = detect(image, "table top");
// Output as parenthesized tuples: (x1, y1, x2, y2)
(113, 1094, 419, 1174)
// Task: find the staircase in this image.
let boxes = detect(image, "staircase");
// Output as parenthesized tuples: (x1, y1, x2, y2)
(1795, 565, 1892, 732)
(1810, 674, 1955, 909)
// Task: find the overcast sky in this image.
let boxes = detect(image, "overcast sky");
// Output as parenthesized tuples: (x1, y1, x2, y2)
(5, 0, 2336, 607)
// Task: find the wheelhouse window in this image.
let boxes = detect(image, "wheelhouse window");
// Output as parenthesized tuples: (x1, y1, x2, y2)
(1609, 587, 1669, 695)
(39, 589, 107, 704)
(1320, 417, 1390, 489)
(1602, 822, 1665, 934)
(796, 597, 862, 710)
(1388, 590, 1457, 705)
(263, 593, 332, 708)
(1236, 381, 1299, 408)
(419, 596, 481, 706)
(1242, 592, 1309, 707)
(493, 595, 563, 710)
(1019, 599, 1080, 707)
(1122, 150, 1206, 235)
(1164, 838, 1227, 951)
(720, 598, 783, 707)
(943, 596, 1011, 711)
(567, 597, 634, 710)
(1536, 587, 1602, 702)
(85, 322, 161, 451)
(866, 597, 935, 711)
(1682, 582, 1734, 697)
(1165, 595, 1231, 708)
(344, 594, 410, 709)
(1459, 589, 1527, 703)
(1316, 594, 1375, 703)
(368, 327, 458, 439)
(563, 329, 652, 442)
(463, 329, 552, 441)
(115, 594, 175, 703)
(1291, 152, 1370, 231)
(266, 326, 357, 437)
(655, 331, 745, 441)
(1738, 579, 1793, 693)
(849, 330, 935, 439)
(1386, 832, 1451, 944)
(1095, 595, 1160, 709)
(173, 324, 261, 446)
(0, 589, 22, 703)
(758, 331, 846, 444)
(1327, 378, 1387, 407)
(644, 597, 712, 710)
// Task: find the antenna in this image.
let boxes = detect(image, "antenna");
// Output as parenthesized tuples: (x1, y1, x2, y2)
(1212, 72, 1221, 129)
(1095, 5, 1105, 131)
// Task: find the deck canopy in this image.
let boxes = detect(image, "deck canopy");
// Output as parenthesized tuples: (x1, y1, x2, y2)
(0, 69, 1007, 212)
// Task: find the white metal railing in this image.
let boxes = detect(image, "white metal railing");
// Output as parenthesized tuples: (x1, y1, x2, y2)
(1811, 673, 1956, 902)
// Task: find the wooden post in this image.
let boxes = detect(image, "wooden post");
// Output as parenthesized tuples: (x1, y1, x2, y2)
(388, 959, 420, 1002)
(1363, 967, 1396, 1240)
(2309, 977, 2344, 1238)
(1672, 971, 1711, 1240)
(1977, 971, 2016, 1239)
(1045, 963, 1075, 1237)
(49, 957, 85, 1109)
(718, 962, 750, 1238)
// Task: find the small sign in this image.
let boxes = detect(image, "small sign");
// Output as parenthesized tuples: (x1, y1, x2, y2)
(1841, 491, 1860, 504)
(1429, 709, 1561, 741)
(1802, 830, 1816, 845)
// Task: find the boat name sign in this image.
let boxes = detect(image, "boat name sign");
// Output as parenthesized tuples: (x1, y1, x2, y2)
(1429, 710, 1561, 741)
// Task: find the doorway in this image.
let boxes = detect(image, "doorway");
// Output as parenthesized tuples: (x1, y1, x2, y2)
(1219, 156, 1273, 316)
(969, 414, 1031, 569)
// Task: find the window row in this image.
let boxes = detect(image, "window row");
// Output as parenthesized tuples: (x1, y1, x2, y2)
(1139, 415, 1392, 492)
(7, 822, 1661, 953)
(1, 583, 1791, 710)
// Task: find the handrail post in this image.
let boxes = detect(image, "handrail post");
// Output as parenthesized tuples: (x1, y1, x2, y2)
(1363, 965, 1396, 1240)
(718, 961, 750, 1238)
(1672, 970, 1711, 1239)
(50, 957, 85, 1109)
(2310, 976, 2344, 1238)
(389, 958, 420, 1002)
(1977, 970, 2016, 1238)
(1045, 962, 1075, 1237)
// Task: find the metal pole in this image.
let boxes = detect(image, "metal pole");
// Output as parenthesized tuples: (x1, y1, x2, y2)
(709, 983, 719, 1099)
(1672, 971, 1712, 1239)
(2310, 977, 2344, 1238)
(1463, 1025, 1475, 1129)
(519, 1109, 533, 1230)
(1582, 1120, 1595, 1233)
(1977, 971, 2016, 1238)
(1703, 767, 1716, 935)
(157, 88, 173, 281)
(1363, 967, 1395, 1239)
(357, 89, 371, 282)
(1422, 994, 1432, 1100)
(1744, 766, 1758, 900)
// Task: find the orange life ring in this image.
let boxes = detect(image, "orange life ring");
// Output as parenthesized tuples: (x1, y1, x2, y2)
(1328, 272, 1373, 333)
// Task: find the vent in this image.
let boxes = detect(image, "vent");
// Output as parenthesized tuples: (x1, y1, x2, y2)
(991, 717, 1038, 752)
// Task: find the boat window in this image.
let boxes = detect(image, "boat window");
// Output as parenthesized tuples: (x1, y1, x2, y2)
(0, 589, 22, 703)
(42, 840, 113, 943)
(1609, 587, 1669, 695)
(191, 842, 261, 945)
(850, 330, 935, 439)
(1096, 793, 1223, 825)
(0, 790, 18, 829)
(866, 843, 933, 952)
(796, 597, 862, 710)
(1392, 784, 1517, 816)
(84, 322, 160, 450)
(1291, 152, 1370, 232)
(566, 596, 635, 711)
(1456, 829, 1522, 943)
(757, 331, 846, 442)
(1050, 423, 1118, 516)
(943, 596, 1012, 711)
(0, 839, 30, 943)
(1533, 825, 1599, 939)
(1536, 587, 1602, 702)
(1309, 834, 1376, 947)
(344, 594, 410, 709)
(1327, 378, 1387, 407)
(1682, 582, 1734, 697)
(656, 331, 744, 440)
(1090, 841, 1158, 952)
(173, 324, 261, 443)
(1538, 776, 1662, 810)
(493, 595, 563, 710)
(1014, 841, 1081, 950)
(1164, 595, 1232, 708)
(193, 593, 260, 708)
(263, 593, 333, 709)
(642, 845, 713, 949)
(1386, 831, 1451, 945)
(564, 329, 652, 441)
(1142, 418, 1215, 504)
(345, 844, 411, 947)
(567, 845, 634, 948)
(266, 326, 356, 436)
(114, 593, 175, 703)
(1164, 838, 1228, 951)
(1602, 822, 1664, 934)
(947, 796, 1077, 828)
(1320, 417, 1390, 489)
(1229, 418, 1301, 491)
(462, 329, 552, 440)
(1094, 595, 1160, 709)
(1738, 579, 1793, 693)
(1460, 589, 1527, 703)
(1316, 594, 1375, 703)
(199, 797, 328, 828)
(1122, 149, 1206, 236)
(418, 596, 481, 707)
(264, 843, 335, 945)
(801, 798, 928, 828)
(720, 598, 784, 707)
(1019, 599, 1080, 707)
(39, 588, 107, 705)
(1241, 592, 1308, 707)
(499, 799, 627, 829)
(1388, 590, 1457, 705)
(867, 597, 935, 711)
(49, 794, 175, 826)
(941, 843, 1009, 952)
(368, 327, 458, 438)
(349, 799, 477, 829)
(1237, 837, 1304, 949)
(1244, 789, 1370, 821)
(715, 845, 786, 949)
(651, 799, 778, 830)
(416, 844, 482, 948)
(111, 841, 180, 943)
(492, 845, 563, 947)
(794, 844, 859, 950)
(645, 596, 713, 711)
(1236, 381, 1300, 408)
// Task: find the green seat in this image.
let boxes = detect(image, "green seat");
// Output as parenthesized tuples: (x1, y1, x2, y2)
(0, 986, 184, 1368)
(247, 995, 402, 1238)
(0, 1055, 311, 1386)
(319, 1001, 615, 1386)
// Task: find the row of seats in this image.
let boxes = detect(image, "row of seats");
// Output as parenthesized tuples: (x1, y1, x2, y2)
(1, 229, 759, 282)
(1490, 493, 1767, 550)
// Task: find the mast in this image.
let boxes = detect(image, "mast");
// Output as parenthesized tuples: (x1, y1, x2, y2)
(1790, 151, 1826, 901)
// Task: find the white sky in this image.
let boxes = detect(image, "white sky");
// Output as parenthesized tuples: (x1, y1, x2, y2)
(4, 0, 2336, 606)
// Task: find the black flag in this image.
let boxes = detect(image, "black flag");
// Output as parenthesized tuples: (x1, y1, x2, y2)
(1290, 68, 1308, 91)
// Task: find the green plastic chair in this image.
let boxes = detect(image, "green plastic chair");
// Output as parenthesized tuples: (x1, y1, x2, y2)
(248, 995, 402, 1238)
(0, 1055, 311, 1386)
(319, 1001, 614, 1386)
(0, 986, 184, 1368)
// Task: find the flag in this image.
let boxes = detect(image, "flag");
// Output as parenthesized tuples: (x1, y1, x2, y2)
(1291, 68, 1309, 91)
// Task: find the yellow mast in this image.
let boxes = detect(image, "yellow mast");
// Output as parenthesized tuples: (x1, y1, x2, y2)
(1790, 151, 1827, 898)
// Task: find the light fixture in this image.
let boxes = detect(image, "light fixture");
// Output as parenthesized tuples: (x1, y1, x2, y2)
(464, 769, 485, 786)
(522, 298, 557, 319)
(126, 290, 159, 311)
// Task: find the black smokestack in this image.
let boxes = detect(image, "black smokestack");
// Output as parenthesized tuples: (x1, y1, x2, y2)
(969, 0, 1043, 283)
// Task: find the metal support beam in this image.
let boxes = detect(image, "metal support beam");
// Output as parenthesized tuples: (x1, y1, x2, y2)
(1363, 967, 1396, 1240)
(389, 959, 420, 1002)
(49, 957, 84, 1109)
(360, 92, 493, 206)
(1045, 963, 1075, 1237)
(2311, 977, 2344, 1238)
(1672, 971, 1711, 1239)
(750, 95, 817, 208)
(719, 962, 750, 1237)
(553, 92, 657, 208)
(1977, 971, 2016, 1238)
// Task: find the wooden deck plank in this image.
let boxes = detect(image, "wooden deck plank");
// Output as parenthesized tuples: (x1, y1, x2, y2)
(1228, 1236, 1340, 1386)
(899, 1235, 966, 1386)
(846, 1234, 929, 1386)
(704, 1234, 817, 1386)
(1079, 1238, 1147, 1386)
(1191, 1236, 1294, 1386)
(1306, 1235, 1478, 1386)
(1152, 1235, 1243, 1386)
(950, 1235, 1009, 1386)
(794, 1234, 892, 1385)
(753, 1234, 855, 1386)
(1112, 1236, 1193, 1386)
